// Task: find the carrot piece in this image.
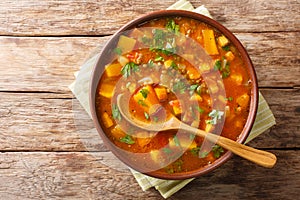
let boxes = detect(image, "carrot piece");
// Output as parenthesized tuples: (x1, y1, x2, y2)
(202, 29, 219, 55)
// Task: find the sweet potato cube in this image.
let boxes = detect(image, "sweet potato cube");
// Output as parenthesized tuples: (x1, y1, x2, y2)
(133, 85, 160, 113)
(105, 63, 122, 77)
(102, 112, 114, 128)
(202, 29, 219, 55)
(117, 35, 136, 53)
(225, 51, 235, 61)
(154, 86, 168, 102)
(236, 93, 250, 108)
(217, 35, 229, 47)
(99, 82, 115, 98)
(110, 125, 126, 139)
(169, 100, 182, 116)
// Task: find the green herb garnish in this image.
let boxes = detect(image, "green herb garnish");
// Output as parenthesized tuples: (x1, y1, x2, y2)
(121, 62, 139, 78)
(112, 104, 121, 121)
(148, 59, 154, 67)
(213, 60, 222, 71)
(172, 81, 186, 94)
(173, 135, 180, 147)
(140, 88, 149, 99)
(120, 135, 135, 144)
(190, 146, 201, 156)
(113, 47, 122, 55)
(170, 61, 179, 70)
(225, 96, 233, 101)
(195, 106, 204, 114)
(144, 112, 150, 120)
(163, 148, 173, 154)
(222, 45, 230, 51)
(166, 19, 180, 34)
(205, 109, 224, 125)
(154, 55, 164, 62)
(212, 145, 224, 158)
(137, 99, 148, 107)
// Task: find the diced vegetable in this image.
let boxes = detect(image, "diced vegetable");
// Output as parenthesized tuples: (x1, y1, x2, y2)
(150, 150, 160, 164)
(105, 63, 123, 77)
(118, 56, 129, 66)
(111, 125, 126, 139)
(164, 59, 173, 69)
(169, 100, 182, 116)
(217, 35, 229, 47)
(186, 65, 201, 80)
(120, 135, 135, 144)
(236, 93, 250, 108)
(117, 35, 136, 53)
(202, 29, 219, 55)
(133, 85, 160, 112)
(225, 51, 235, 61)
(168, 136, 197, 149)
(136, 131, 152, 147)
(154, 86, 168, 102)
(230, 73, 243, 85)
(205, 123, 213, 133)
(99, 82, 115, 98)
(190, 93, 203, 102)
(102, 112, 114, 128)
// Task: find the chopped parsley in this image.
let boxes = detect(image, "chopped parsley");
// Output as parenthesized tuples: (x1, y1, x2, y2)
(137, 99, 148, 107)
(148, 59, 154, 67)
(225, 96, 233, 101)
(112, 104, 121, 121)
(140, 88, 149, 98)
(154, 54, 164, 62)
(172, 81, 186, 94)
(113, 47, 122, 55)
(213, 60, 222, 71)
(195, 106, 204, 114)
(212, 145, 224, 158)
(120, 135, 135, 145)
(213, 59, 231, 79)
(121, 62, 139, 78)
(170, 61, 179, 70)
(166, 19, 180, 34)
(190, 146, 201, 156)
(144, 111, 150, 120)
(206, 109, 224, 125)
(222, 45, 230, 51)
(163, 147, 173, 154)
(173, 135, 180, 146)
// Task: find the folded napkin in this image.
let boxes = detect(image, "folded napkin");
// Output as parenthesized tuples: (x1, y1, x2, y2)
(69, 0, 276, 198)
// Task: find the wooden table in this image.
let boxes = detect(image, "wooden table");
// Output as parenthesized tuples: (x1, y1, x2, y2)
(0, 0, 299, 199)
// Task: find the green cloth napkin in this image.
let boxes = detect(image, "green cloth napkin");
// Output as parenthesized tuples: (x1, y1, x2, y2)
(69, 0, 276, 198)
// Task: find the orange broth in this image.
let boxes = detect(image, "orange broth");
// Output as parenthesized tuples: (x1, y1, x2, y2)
(95, 17, 252, 175)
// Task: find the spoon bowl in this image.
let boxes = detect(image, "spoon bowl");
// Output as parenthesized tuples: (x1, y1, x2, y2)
(117, 94, 277, 168)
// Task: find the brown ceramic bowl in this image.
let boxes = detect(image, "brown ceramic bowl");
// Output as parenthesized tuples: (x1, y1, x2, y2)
(90, 10, 258, 180)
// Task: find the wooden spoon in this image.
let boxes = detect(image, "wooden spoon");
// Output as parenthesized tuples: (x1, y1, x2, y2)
(117, 94, 277, 168)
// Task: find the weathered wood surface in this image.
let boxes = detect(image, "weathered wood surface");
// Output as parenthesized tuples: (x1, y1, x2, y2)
(0, 0, 298, 36)
(0, 89, 299, 151)
(0, 0, 299, 199)
(0, 32, 299, 93)
(0, 150, 299, 200)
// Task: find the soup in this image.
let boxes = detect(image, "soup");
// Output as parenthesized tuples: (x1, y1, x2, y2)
(95, 16, 252, 175)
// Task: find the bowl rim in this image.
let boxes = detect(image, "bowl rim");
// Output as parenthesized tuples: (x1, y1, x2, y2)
(89, 9, 259, 180)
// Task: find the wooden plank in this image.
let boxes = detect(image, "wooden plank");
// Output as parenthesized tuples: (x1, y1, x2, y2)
(0, 36, 108, 93)
(0, 150, 298, 199)
(0, 0, 298, 36)
(0, 32, 299, 94)
(0, 89, 299, 151)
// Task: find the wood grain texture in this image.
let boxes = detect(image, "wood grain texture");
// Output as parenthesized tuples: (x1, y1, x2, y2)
(0, 0, 298, 36)
(0, 32, 299, 94)
(0, 150, 298, 200)
(0, 89, 299, 151)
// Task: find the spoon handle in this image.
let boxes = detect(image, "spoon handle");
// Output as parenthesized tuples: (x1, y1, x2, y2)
(180, 123, 277, 168)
